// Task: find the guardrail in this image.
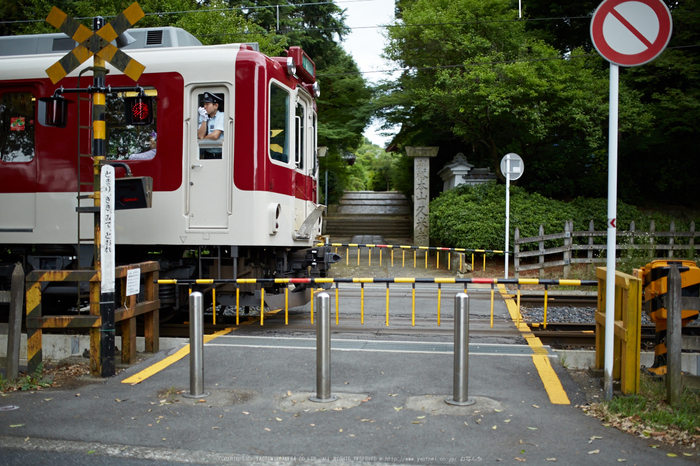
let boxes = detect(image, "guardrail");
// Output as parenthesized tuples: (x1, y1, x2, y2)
(25, 261, 160, 376)
(158, 277, 597, 330)
(319, 242, 510, 272)
(514, 220, 700, 279)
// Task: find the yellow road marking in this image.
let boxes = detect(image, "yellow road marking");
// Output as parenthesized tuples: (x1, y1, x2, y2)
(122, 309, 282, 385)
(498, 284, 570, 405)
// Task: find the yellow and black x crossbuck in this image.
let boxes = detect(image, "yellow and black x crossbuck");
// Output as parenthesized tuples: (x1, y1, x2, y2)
(45, 2, 146, 84)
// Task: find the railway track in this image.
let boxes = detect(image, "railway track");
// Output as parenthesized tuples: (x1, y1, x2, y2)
(161, 313, 700, 349)
(27, 293, 698, 349)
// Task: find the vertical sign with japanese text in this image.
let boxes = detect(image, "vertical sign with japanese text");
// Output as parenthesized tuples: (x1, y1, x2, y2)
(101, 165, 115, 294)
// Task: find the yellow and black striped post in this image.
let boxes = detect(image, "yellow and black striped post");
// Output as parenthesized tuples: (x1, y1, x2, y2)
(89, 16, 117, 378)
(25, 280, 43, 375)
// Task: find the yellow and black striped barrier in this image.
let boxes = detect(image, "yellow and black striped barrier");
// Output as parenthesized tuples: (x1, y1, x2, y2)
(160, 277, 596, 331)
(317, 242, 509, 272)
(25, 262, 160, 376)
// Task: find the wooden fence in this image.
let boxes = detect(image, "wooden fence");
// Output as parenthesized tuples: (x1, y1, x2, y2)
(513, 220, 698, 279)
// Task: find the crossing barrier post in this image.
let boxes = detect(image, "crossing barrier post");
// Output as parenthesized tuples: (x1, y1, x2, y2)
(667, 264, 682, 406)
(184, 292, 210, 398)
(446, 293, 475, 406)
(310, 292, 338, 402)
(6, 263, 24, 380)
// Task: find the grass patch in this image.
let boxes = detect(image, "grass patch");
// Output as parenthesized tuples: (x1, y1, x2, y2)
(1, 363, 52, 392)
(585, 373, 700, 446)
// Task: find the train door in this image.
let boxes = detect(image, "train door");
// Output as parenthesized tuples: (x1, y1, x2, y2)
(187, 88, 231, 229)
(0, 88, 37, 232)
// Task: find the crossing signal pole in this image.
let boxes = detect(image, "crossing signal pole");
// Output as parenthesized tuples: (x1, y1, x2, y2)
(45, 3, 147, 377)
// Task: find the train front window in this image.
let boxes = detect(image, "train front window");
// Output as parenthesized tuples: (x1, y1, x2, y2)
(106, 88, 158, 160)
(0, 92, 35, 162)
(269, 83, 290, 163)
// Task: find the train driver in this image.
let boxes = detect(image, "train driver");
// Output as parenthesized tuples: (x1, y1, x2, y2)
(197, 92, 224, 141)
(128, 132, 157, 160)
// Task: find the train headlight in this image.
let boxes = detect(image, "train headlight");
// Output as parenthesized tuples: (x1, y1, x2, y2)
(268, 203, 281, 235)
(312, 81, 320, 98)
(286, 57, 297, 76)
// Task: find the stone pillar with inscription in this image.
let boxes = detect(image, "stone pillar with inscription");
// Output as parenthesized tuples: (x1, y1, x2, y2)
(406, 147, 439, 248)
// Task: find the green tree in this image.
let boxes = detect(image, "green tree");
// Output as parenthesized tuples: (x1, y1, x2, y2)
(521, 0, 700, 206)
(377, 0, 664, 203)
(317, 49, 373, 155)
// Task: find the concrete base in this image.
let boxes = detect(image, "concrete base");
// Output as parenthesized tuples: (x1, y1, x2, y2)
(0, 328, 185, 367)
(555, 349, 699, 375)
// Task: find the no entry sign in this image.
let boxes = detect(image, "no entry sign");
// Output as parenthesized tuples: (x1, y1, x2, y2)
(591, 0, 672, 67)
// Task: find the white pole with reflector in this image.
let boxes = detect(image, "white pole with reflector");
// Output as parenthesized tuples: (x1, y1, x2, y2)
(590, 0, 672, 399)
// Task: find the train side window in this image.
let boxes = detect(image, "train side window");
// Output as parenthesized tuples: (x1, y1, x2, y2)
(0, 92, 35, 162)
(269, 83, 290, 163)
(106, 89, 158, 160)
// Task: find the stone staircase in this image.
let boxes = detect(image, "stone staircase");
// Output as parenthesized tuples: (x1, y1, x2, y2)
(323, 191, 412, 241)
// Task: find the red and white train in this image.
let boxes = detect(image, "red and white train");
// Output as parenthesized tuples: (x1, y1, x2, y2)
(0, 27, 338, 312)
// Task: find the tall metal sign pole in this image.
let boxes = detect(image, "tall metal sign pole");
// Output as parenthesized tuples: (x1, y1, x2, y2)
(46, 3, 146, 377)
(500, 153, 524, 278)
(590, 0, 672, 400)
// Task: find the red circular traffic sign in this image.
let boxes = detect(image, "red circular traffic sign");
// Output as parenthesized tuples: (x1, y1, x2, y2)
(591, 0, 672, 66)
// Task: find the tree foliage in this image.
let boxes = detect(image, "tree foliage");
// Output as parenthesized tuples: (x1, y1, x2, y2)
(522, 0, 700, 206)
(379, 0, 700, 207)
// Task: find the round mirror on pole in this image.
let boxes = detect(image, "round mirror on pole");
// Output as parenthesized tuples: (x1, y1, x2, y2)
(500, 153, 524, 278)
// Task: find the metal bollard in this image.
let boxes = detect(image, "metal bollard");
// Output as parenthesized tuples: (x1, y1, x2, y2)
(183, 292, 210, 398)
(309, 292, 338, 402)
(446, 293, 475, 406)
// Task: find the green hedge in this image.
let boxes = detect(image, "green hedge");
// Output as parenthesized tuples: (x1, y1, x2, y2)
(429, 183, 698, 254)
